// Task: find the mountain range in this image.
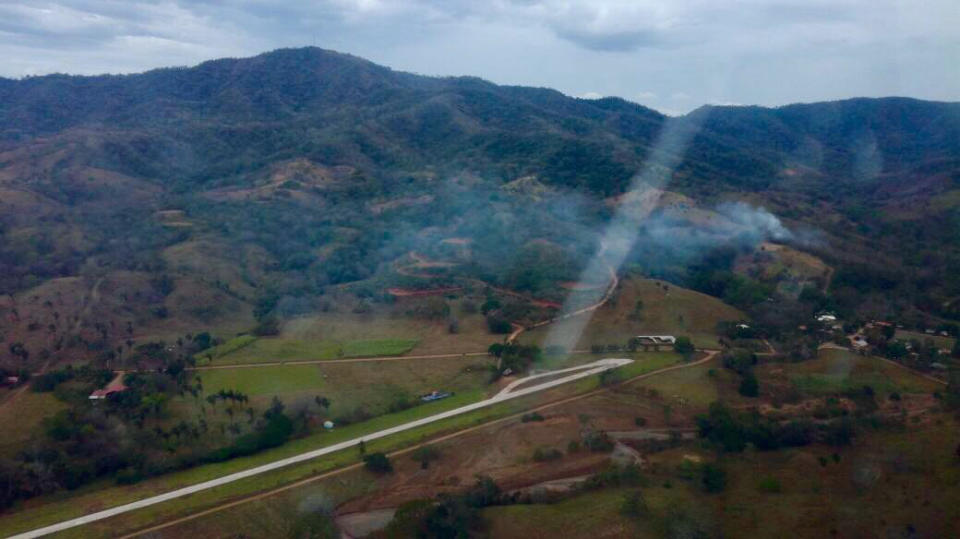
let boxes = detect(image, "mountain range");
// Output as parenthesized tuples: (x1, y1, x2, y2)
(1, 47, 959, 368)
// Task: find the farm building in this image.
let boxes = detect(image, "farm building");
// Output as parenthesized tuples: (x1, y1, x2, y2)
(633, 335, 676, 345)
(89, 382, 128, 400)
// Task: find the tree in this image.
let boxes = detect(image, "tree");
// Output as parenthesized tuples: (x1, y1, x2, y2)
(363, 452, 393, 474)
(620, 490, 648, 518)
(738, 370, 759, 397)
(701, 463, 727, 493)
(486, 314, 512, 334)
(315, 395, 331, 410)
(412, 445, 441, 469)
(674, 336, 695, 357)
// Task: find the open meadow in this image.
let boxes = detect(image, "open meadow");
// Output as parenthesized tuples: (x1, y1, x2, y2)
(520, 276, 744, 350)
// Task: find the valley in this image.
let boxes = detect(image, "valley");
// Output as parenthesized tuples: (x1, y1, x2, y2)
(0, 47, 958, 538)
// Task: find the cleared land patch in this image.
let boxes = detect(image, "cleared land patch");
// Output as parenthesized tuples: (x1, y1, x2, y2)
(0, 390, 66, 457)
(774, 348, 941, 397)
(521, 275, 743, 349)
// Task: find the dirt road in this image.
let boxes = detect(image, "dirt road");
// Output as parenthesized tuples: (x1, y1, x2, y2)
(114, 350, 718, 539)
(9, 358, 638, 539)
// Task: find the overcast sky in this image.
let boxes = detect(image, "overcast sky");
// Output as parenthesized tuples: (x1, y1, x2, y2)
(0, 0, 957, 114)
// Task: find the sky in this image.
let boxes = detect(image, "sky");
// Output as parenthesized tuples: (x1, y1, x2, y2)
(0, 0, 957, 115)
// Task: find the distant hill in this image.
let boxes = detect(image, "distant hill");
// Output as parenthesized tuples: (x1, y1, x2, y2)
(1, 47, 958, 368)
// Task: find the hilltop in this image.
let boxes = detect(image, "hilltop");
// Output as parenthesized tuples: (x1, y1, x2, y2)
(0, 47, 958, 371)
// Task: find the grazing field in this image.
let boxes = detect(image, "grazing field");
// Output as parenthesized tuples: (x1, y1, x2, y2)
(633, 362, 727, 408)
(776, 348, 941, 397)
(707, 420, 960, 538)
(0, 390, 66, 457)
(192, 356, 495, 420)
(210, 337, 343, 364)
(0, 355, 684, 538)
(894, 329, 956, 350)
(282, 310, 497, 356)
(520, 276, 743, 350)
(342, 338, 418, 358)
(208, 310, 498, 365)
(483, 488, 646, 538)
(195, 335, 257, 362)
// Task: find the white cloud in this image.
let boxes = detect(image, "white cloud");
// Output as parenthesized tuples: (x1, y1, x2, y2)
(0, 0, 956, 114)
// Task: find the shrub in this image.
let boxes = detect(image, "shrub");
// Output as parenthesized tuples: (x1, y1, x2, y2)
(674, 336, 695, 356)
(252, 317, 280, 336)
(738, 370, 759, 397)
(620, 490, 648, 518)
(486, 314, 512, 334)
(701, 463, 727, 493)
(584, 431, 614, 452)
(363, 452, 393, 474)
(521, 412, 544, 423)
(412, 446, 440, 469)
(634, 417, 647, 427)
(757, 476, 781, 493)
(532, 447, 563, 462)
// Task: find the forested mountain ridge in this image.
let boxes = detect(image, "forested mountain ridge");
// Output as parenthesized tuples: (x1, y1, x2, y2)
(1, 47, 959, 371)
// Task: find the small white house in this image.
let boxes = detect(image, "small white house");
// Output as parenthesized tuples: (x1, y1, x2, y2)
(816, 313, 837, 323)
(634, 335, 677, 345)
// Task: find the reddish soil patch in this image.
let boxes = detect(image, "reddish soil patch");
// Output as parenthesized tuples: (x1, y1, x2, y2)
(386, 287, 463, 298)
(559, 281, 604, 291)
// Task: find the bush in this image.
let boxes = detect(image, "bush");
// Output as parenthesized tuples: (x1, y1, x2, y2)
(701, 463, 727, 493)
(521, 412, 544, 422)
(411, 446, 440, 469)
(583, 431, 614, 452)
(532, 447, 563, 462)
(738, 370, 759, 397)
(363, 452, 393, 474)
(674, 336, 695, 356)
(620, 490, 648, 518)
(634, 417, 647, 427)
(757, 476, 781, 493)
(486, 314, 512, 334)
(252, 317, 280, 336)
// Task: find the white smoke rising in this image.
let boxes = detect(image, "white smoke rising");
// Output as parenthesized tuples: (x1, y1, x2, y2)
(542, 118, 819, 352)
(543, 116, 701, 352)
(716, 202, 792, 241)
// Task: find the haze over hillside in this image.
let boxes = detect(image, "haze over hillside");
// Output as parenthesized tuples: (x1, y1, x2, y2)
(1, 46, 959, 367)
(1, 46, 960, 539)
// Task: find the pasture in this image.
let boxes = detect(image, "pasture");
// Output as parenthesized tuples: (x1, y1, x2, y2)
(520, 276, 743, 350)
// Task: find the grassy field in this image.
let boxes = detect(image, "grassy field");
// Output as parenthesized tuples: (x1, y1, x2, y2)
(208, 338, 344, 364)
(894, 329, 956, 350)
(483, 487, 646, 538)
(207, 310, 497, 366)
(99, 348, 956, 539)
(342, 338, 418, 358)
(520, 276, 743, 350)
(0, 389, 66, 457)
(710, 420, 960, 538)
(280, 310, 497, 356)
(189, 356, 495, 421)
(1, 353, 681, 537)
(195, 334, 257, 362)
(633, 362, 727, 407)
(779, 348, 941, 397)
